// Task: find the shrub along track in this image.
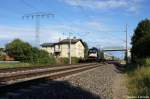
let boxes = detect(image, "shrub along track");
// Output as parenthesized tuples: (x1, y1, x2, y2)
(0, 63, 101, 97)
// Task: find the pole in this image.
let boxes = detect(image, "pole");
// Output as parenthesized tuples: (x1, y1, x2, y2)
(23, 12, 54, 48)
(125, 24, 128, 64)
(35, 16, 40, 48)
(69, 33, 71, 64)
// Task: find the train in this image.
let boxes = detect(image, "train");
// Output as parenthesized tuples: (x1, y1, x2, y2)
(87, 47, 103, 62)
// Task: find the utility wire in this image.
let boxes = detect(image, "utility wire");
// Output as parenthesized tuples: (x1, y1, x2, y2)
(74, 0, 127, 42)
(23, 12, 54, 47)
(22, 0, 38, 11)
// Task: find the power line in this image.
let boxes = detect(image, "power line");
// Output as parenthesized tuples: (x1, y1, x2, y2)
(37, 0, 52, 9)
(75, 0, 92, 20)
(22, 0, 38, 11)
(74, 0, 129, 42)
(23, 12, 54, 47)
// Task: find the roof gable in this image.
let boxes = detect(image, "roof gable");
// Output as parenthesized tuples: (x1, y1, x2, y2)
(40, 43, 55, 47)
(58, 39, 81, 44)
(41, 39, 85, 47)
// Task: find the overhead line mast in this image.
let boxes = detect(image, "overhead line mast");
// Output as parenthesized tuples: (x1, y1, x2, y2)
(22, 12, 54, 47)
(125, 24, 128, 64)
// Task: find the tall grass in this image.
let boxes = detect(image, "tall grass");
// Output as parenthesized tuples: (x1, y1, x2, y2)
(127, 66, 150, 96)
(0, 62, 32, 69)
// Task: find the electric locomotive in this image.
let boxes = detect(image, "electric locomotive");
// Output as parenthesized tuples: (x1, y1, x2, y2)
(87, 47, 101, 62)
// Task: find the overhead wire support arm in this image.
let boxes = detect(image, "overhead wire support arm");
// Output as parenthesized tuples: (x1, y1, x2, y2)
(22, 12, 55, 48)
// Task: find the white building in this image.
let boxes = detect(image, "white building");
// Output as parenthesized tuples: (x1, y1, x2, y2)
(41, 38, 85, 58)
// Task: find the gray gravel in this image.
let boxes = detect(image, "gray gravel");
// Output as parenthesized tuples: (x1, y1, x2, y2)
(2, 64, 127, 99)
(61, 64, 118, 99)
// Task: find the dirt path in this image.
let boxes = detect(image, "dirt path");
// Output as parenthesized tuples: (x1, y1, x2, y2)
(112, 67, 128, 99)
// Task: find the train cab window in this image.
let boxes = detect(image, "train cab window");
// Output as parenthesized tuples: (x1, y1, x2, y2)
(89, 50, 97, 53)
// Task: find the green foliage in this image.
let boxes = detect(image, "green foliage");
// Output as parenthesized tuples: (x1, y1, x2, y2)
(71, 57, 80, 64)
(5, 39, 32, 61)
(56, 57, 82, 64)
(5, 39, 56, 64)
(136, 58, 150, 66)
(0, 48, 4, 55)
(29, 48, 56, 64)
(0, 55, 5, 61)
(127, 66, 150, 96)
(99, 51, 104, 60)
(131, 19, 150, 61)
(128, 19, 150, 96)
(0, 63, 31, 69)
(56, 58, 69, 64)
(145, 58, 150, 66)
(37, 50, 56, 64)
(83, 42, 88, 58)
(0, 48, 5, 61)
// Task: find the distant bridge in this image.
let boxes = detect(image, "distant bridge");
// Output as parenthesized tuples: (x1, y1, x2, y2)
(102, 49, 126, 51)
(101, 46, 128, 52)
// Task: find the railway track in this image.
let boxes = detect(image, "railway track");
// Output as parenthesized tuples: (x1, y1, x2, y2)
(0, 63, 93, 76)
(0, 63, 100, 98)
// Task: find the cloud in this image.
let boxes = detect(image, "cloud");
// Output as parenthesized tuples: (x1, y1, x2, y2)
(62, 0, 144, 13)
(86, 20, 107, 31)
(0, 19, 126, 48)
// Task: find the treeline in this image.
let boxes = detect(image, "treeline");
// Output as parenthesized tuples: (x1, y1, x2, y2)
(127, 19, 150, 96)
(1, 39, 86, 65)
(131, 19, 150, 65)
(5, 39, 56, 64)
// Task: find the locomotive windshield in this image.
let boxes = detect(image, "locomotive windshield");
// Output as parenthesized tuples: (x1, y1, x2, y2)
(89, 49, 97, 53)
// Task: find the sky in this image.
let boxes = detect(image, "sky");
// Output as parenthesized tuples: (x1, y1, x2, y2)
(0, 0, 150, 58)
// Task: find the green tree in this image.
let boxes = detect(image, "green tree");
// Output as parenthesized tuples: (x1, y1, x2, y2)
(5, 39, 56, 64)
(131, 19, 150, 61)
(5, 39, 32, 62)
(83, 42, 88, 58)
(0, 48, 5, 61)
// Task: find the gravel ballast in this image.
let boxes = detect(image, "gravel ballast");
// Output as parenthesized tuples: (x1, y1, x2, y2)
(61, 64, 118, 99)
(2, 63, 127, 99)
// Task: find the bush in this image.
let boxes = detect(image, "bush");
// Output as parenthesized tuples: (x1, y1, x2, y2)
(24, 48, 56, 64)
(0, 55, 5, 61)
(5, 39, 56, 65)
(127, 66, 150, 96)
(56, 58, 69, 64)
(145, 58, 150, 66)
(5, 39, 32, 62)
(38, 50, 56, 64)
(56, 57, 82, 64)
(71, 57, 80, 64)
(136, 58, 150, 66)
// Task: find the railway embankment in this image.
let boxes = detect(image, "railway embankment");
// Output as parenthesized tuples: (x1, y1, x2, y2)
(63, 64, 128, 99)
(0, 63, 128, 99)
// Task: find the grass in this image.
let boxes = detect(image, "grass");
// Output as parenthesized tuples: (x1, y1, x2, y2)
(0, 57, 83, 69)
(0, 63, 35, 69)
(126, 65, 150, 96)
(0, 62, 54, 69)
